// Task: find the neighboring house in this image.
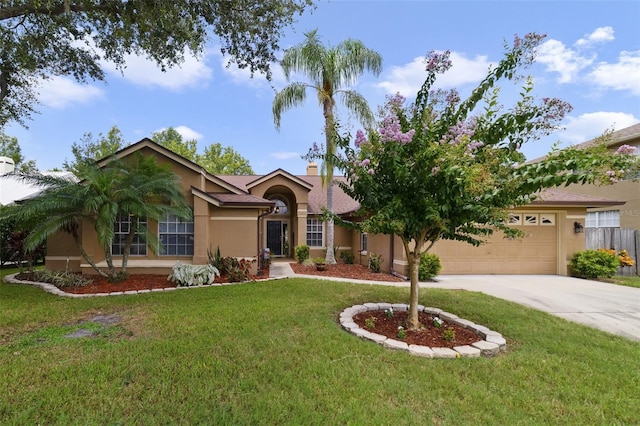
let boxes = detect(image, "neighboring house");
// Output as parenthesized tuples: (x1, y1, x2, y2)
(0, 156, 75, 206)
(45, 139, 623, 276)
(537, 123, 640, 231)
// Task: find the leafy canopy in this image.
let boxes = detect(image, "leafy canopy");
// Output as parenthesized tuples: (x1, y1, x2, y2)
(152, 127, 253, 175)
(0, 0, 314, 127)
(0, 131, 37, 172)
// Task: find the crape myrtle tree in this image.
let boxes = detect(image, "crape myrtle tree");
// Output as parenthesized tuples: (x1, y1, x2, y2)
(0, 0, 314, 127)
(332, 33, 639, 329)
(273, 29, 382, 264)
(2, 153, 191, 281)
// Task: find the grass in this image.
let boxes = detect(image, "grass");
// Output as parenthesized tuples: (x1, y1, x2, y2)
(603, 274, 640, 288)
(1, 267, 639, 424)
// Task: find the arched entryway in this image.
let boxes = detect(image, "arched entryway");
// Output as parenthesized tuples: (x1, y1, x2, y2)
(265, 196, 291, 257)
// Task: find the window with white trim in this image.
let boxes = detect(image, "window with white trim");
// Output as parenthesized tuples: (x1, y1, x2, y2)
(586, 210, 620, 228)
(360, 233, 368, 252)
(112, 215, 147, 255)
(159, 214, 194, 256)
(306, 218, 323, 247)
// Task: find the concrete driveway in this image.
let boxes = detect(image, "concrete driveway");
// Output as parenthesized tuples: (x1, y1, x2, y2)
(423, 275, 640, 342)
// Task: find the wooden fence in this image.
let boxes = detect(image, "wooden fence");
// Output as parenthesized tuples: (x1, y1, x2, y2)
(585, 228, 639, 276)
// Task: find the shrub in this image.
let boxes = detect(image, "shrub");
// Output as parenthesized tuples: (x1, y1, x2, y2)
(368, 252, 382, 273)
(227, 258, 254, 283)
(25, 269, 93, 287)
(168, 262, 220, 287)
(208, 246, 223, 271)
(418, 252, 442, 281)
(312, 257, 325, 265)
(339, 250, 355, 264)
(570, 249, 619, 279)
(295, 245, 310, 264)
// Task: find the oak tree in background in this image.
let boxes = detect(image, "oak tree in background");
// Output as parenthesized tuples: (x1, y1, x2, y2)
(63, 125, 125, 177)
(272, 29, 382, 264)
(334, 34, 639, 328)
(0, 0, 314, 127)
(152, 127, 254, 175)
(0, 131, 37, 172)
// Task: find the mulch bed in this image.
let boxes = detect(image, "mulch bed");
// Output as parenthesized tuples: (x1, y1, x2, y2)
(289, 262, 405, 282)
(352, 310, 481, 348)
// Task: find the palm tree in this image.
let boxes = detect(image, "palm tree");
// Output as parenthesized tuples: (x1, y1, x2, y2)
(2, 154, 191, 281)
(272, 29, 382, 264)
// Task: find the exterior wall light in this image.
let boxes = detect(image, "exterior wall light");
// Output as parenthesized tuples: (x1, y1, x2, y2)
(574, 221, 584, 233)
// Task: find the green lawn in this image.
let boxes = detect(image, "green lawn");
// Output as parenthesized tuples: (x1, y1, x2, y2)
(605, 274, 640, 288)
(1, 268, 639, 425)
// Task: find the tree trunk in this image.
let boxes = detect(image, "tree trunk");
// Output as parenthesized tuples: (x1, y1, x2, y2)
(71, 228, 108, 278)
(325, 184, 336, 264)
(407, 251, 420, 329)
(323, 96, 337, 265)
(121, 217, 138, 276)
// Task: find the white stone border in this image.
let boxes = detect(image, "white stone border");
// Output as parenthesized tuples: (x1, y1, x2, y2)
(2, 273, 259, 298)
(340, 302, 507, 358)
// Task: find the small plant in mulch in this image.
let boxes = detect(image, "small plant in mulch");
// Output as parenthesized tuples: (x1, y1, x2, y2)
(364, 316, 377, 329)
(442, 327, 456, 342)
(396, 326, 406, 339)
(432, 316, 444, 328)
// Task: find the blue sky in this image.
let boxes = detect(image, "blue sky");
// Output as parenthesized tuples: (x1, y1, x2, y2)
(6, 0, 640, 175)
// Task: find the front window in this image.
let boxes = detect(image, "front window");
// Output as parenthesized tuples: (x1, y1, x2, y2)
(159, 214, 194, 256)
(306, 218, 323, 247)
(586, 210, 620, 228)
(360, 233, 368, 252)
(112, 215, 147, 255)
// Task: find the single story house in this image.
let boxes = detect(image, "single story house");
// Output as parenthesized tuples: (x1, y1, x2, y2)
(45, 138, 623, 276)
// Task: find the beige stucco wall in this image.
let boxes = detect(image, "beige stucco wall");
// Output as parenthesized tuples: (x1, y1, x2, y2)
(565, 181, 639, 229)
(210, 208, 258, 258)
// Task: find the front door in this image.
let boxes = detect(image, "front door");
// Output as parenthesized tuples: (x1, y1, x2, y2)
(266, 220, 289, 257)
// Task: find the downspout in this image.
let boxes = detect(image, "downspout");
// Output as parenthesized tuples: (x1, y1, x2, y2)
(389, 234, 409, 281)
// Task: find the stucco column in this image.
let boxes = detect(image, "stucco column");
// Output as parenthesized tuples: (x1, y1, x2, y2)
(296, 203, 308, 250)
(192, 196, 209, 265)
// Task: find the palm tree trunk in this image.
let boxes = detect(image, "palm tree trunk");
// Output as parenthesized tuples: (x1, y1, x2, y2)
(323, 98, 337, 265)
(121, 216, 138, 276)
(70, 227, 108, 278)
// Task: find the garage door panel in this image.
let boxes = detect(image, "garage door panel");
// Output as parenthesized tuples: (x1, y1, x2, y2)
(433, 219, 557, 274)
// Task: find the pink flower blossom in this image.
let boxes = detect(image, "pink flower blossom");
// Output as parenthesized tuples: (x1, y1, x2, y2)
(424, 50, 452, 73)
(367, 169, 375, 175)
(616, 144, 637, 155)
(379, 114, 415, 144)
(355, 130, 368, 148)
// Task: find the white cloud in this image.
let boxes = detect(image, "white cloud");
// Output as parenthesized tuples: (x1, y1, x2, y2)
(38, 76, 104, 108)
(270, 151, 300, 160)
(174, 126, 203, 141)
(575, 26, 615, 48)
(153, 125, 203, 141)
(537, 39, 594, 83)
(559, 111, 639, 144)
(103, 51, 213, 91)
(588, 50, 640, 95)
(376, 52, 492, 97)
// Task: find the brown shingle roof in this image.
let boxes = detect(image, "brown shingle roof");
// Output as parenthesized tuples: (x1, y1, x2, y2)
(528, 122, 640, 163)
(216, 174, 359, 215)
(532, 188, 624, 206)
